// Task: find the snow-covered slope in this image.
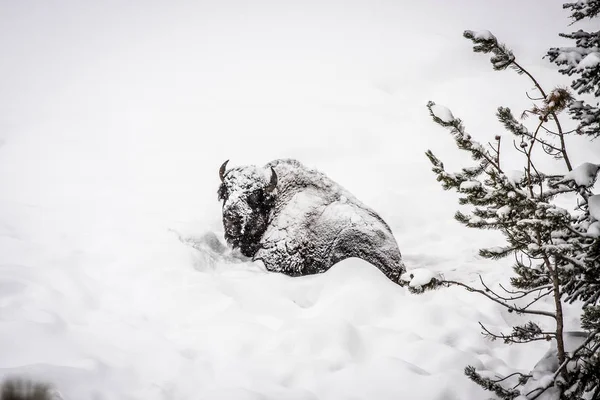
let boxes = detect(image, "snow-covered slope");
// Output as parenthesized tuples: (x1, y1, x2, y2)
(1, 1, 599, 399)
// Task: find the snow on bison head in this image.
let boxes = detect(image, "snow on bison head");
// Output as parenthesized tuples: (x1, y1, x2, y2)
(218, 159, 406, 283)
(217, 159, 278, 257)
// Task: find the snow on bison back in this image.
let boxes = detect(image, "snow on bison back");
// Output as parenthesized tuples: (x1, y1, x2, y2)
(217, 159, 406, 283)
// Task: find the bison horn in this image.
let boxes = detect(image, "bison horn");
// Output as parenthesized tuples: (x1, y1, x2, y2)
(219, 160, 229, 182)
(265, 167, 277, 193)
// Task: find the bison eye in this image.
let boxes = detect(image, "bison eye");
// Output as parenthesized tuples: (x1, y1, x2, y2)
(247, 191, 263, 206)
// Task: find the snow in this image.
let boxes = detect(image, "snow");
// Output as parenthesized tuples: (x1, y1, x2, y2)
(590, 195, 600, 221)
(459, 180, 481, 190)
(587, 221, 600, 237)
(556, 48, 585, 66)
(561, 162, 600, 187)
(497, 205, 512, 218)
(471, 30, 496, 41)
(468, 216, 484, 224)
(577, 52, 600, 70)
(505, 170, 525, 185)
(2, 1, 600, 399)
(400, 268, 438, 288)
(518, 332, 587, 400)
(430, 104, 455, 123)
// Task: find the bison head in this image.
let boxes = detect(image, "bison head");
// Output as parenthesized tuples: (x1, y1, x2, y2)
(217, 160, 277, 257)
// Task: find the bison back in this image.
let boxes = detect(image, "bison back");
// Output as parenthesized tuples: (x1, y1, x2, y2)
(329, 224, 405, 283)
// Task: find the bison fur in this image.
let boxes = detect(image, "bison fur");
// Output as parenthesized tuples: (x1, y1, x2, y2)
(217, 159, 406, 283)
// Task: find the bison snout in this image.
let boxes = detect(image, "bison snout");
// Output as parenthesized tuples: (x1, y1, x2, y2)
(223, 213, 244, 236)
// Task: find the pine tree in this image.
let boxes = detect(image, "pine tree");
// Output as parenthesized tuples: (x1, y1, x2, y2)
(547, 0, 600, 139)
(425, 4, 600, 399)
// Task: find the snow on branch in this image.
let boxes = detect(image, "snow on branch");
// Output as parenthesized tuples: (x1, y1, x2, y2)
(557, 162, 600, 188)
(429, 104, 455, 124)
(569, 101, 600, 138)
(563, 0, 600, 23)
(463, 29, 519, 73)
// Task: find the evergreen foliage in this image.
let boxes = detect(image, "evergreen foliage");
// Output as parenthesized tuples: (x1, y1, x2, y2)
(547, 0, 600, 138)
(426, 4, 600, 399)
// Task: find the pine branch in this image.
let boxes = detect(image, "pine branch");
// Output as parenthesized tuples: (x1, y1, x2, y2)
(498, 283, 553, 298)
(581, 306, 600, 330)
(569, 101, 600, 138)
(427, 101, 503, 174)
(478, 321, 554, 344)
(464, 31, 573, 170)
(563, 0, 600, 22)
(442, 279, 557, 319)
(528, 330, 600, 399)
(464, 366, 520, 400)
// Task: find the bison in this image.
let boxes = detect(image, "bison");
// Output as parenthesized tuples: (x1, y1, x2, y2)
(217, 159, 406, 283)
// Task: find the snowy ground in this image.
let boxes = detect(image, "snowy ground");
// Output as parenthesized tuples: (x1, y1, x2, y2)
(1, 1, 600, 399)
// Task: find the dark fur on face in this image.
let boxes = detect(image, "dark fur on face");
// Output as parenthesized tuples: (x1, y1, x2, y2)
(218, 183, 276, 257)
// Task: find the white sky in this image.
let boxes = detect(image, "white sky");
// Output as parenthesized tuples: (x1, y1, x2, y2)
(1, 1, 573, 120)
(0, 0, 597, 225)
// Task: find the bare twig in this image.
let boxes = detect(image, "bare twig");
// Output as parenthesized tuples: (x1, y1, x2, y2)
(498, 283, 553, 297)
(443, 279, 557, 319)
(511, 60, 572, 171)
(526, 91, 544, 101)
